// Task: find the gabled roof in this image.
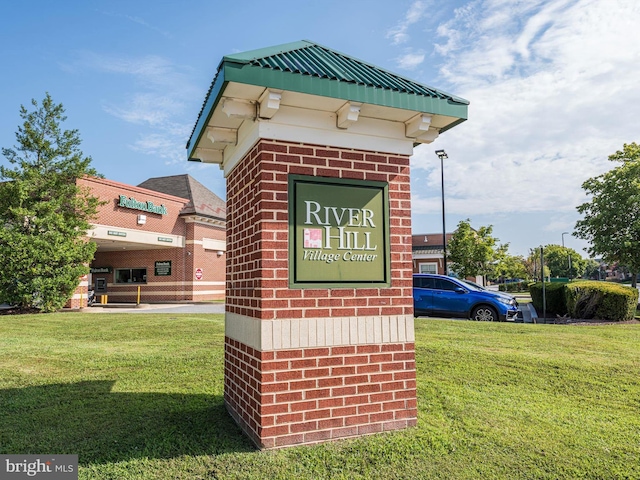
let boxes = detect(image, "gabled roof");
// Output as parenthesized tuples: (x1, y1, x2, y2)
(138, 174, 225, 222)
(186, 40, 468, 160)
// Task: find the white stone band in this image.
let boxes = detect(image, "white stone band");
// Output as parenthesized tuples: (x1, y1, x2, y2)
(225, 312, 415, 351)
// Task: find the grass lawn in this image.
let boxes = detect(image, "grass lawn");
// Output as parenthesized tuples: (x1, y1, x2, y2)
(1, 314, 639, 479)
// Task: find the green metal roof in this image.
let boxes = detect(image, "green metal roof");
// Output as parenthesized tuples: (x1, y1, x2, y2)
(226, 40, 467, 101)
(187, 40, 468, 160)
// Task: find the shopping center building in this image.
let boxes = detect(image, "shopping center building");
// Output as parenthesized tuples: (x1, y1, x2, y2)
(69, 174, 226, 307)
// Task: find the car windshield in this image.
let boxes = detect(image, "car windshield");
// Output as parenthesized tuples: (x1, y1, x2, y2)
(460, 280, 484, 291)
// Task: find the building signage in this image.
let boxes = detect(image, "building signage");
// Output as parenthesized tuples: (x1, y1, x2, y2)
(195, 268, 203, 280)
(154, 261, 172, 276)
(90, 266, 112, 274)
(107, 230, 126, 237)
(157, 237, 173, 243)
(288, 175, 390, 287)
(118, 195, 168, 215)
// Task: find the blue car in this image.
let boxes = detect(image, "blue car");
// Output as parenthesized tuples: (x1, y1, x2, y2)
(413, 274, 519, 322)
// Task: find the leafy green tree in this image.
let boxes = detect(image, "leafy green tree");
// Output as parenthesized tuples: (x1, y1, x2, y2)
(575, 143, 640, 287)
(582, 258, 602, 280)
(541, 244, 586, 278)
(527, 248, 551, 281)
(0, 93, 101, 312)
(448, 219, 499, 279)
(493, 252, 528, 282)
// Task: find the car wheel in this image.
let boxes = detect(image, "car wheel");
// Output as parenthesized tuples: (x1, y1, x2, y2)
(472, 305, 498, 322)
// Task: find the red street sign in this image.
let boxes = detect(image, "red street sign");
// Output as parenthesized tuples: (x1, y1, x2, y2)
(195, 268, 203, 280)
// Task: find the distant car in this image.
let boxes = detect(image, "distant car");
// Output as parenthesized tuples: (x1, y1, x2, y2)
(413, 274, 519, 322)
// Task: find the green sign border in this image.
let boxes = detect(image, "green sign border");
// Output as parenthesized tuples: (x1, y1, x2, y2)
(288, 175, 391, 289)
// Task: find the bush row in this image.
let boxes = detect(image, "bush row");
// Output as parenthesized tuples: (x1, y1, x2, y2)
(529, 281, 638, 321)
(498, 282, 529, 293)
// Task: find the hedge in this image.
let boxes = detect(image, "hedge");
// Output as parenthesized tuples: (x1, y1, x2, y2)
(529, 282, 568, 316)
(565, 281, 637, 321)
(498, 282, 528, 293)
(529, 281, 638, 321)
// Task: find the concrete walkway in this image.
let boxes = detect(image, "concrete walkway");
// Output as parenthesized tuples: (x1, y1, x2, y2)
(79, 303, 225, 314)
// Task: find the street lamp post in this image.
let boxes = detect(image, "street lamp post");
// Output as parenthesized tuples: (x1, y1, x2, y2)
(562, 232, 572, 278)
(435, 150, 448, 275)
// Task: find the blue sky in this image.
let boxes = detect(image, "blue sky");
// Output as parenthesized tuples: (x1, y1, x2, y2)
(1, 0, 639, 257)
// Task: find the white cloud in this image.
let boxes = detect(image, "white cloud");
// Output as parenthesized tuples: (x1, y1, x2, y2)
(412, 0, 640, 221)
(396, 51, 426, 70)
(76, 52, 197, 162)
(98, 11, 173, 39)
(386, 1, 429, 45)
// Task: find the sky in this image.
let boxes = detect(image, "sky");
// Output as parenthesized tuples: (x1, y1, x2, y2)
(1, 0, 639, 258)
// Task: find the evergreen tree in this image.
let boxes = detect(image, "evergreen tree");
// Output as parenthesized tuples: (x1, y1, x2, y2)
(0, 93, 101, 312)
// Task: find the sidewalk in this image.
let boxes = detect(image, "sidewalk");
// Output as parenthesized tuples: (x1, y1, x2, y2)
(77, 303, 226, 314)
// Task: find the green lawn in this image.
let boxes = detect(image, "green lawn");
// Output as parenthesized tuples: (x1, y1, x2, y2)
(1, 314, 639, 479)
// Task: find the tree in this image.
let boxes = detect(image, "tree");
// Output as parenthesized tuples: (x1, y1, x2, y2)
(575, 143, 640, 287)
(540, 244, 586, 278)
(526, 248, 551, 281)
(582, 258, 602, 280)
(0, 93, 101, 312)
(493, 252, 528, 283)
(447, 219, 500, 279)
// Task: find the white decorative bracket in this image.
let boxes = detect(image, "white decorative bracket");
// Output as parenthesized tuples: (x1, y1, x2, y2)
(258, 89, 282, 119)
(221, 98, 256, 119)
(336, 102, 362, 129)
(194, 148, 223, 164)
(205, 127, 237, 146)
(405, 113, 432, 138)
(415, 128, 440, 144)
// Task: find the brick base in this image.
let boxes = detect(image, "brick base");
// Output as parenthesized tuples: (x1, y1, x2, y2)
(224, 337, 417, 449)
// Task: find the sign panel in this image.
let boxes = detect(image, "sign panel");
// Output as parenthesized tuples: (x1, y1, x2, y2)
(288, 175, 390, 287)
(118, 195, 168, 215)
(195, 268, 203, 280)
(90, 266, 112, 274)
(154, 260, 172, 276)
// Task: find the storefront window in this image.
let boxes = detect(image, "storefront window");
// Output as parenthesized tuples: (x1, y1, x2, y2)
(115, 268, 147, 284)
(419, 263, 438, 274)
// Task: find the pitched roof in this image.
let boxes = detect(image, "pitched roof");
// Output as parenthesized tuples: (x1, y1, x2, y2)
(138, 174, 226, 222)
(187, 40, 468, 160)
(225, 41, 467, 101)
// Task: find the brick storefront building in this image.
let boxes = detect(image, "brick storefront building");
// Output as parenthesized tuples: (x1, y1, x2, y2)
(69, 174, 226, 307)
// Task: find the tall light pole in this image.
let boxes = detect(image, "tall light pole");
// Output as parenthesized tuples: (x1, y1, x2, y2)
(435, 150, 448, 275)
(562, 232, 572, 278)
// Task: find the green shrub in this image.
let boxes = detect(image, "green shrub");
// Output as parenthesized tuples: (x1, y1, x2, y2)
(499, 281, 528, 292)
(529, 282, 568, 315)
(565, 281, 637, 321)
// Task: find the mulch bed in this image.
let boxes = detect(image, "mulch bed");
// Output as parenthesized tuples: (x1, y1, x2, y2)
(540, 317, 640, 326)
(0, 307, 41, 315)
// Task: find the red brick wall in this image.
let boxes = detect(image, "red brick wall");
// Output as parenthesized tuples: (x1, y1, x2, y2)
(69, 177, 227, 303)
(226, 140, 413, 319)
(190, 221, 226, 299)
(225, 139, 416, 448)
(79, 177, 188, 234)
(225, 338, 417, 449)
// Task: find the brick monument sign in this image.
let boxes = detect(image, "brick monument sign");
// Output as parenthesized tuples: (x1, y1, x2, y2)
(186, 41, 468, 449)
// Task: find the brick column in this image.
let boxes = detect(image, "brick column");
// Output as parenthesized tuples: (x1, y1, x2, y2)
(224, 139, 416, 449)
